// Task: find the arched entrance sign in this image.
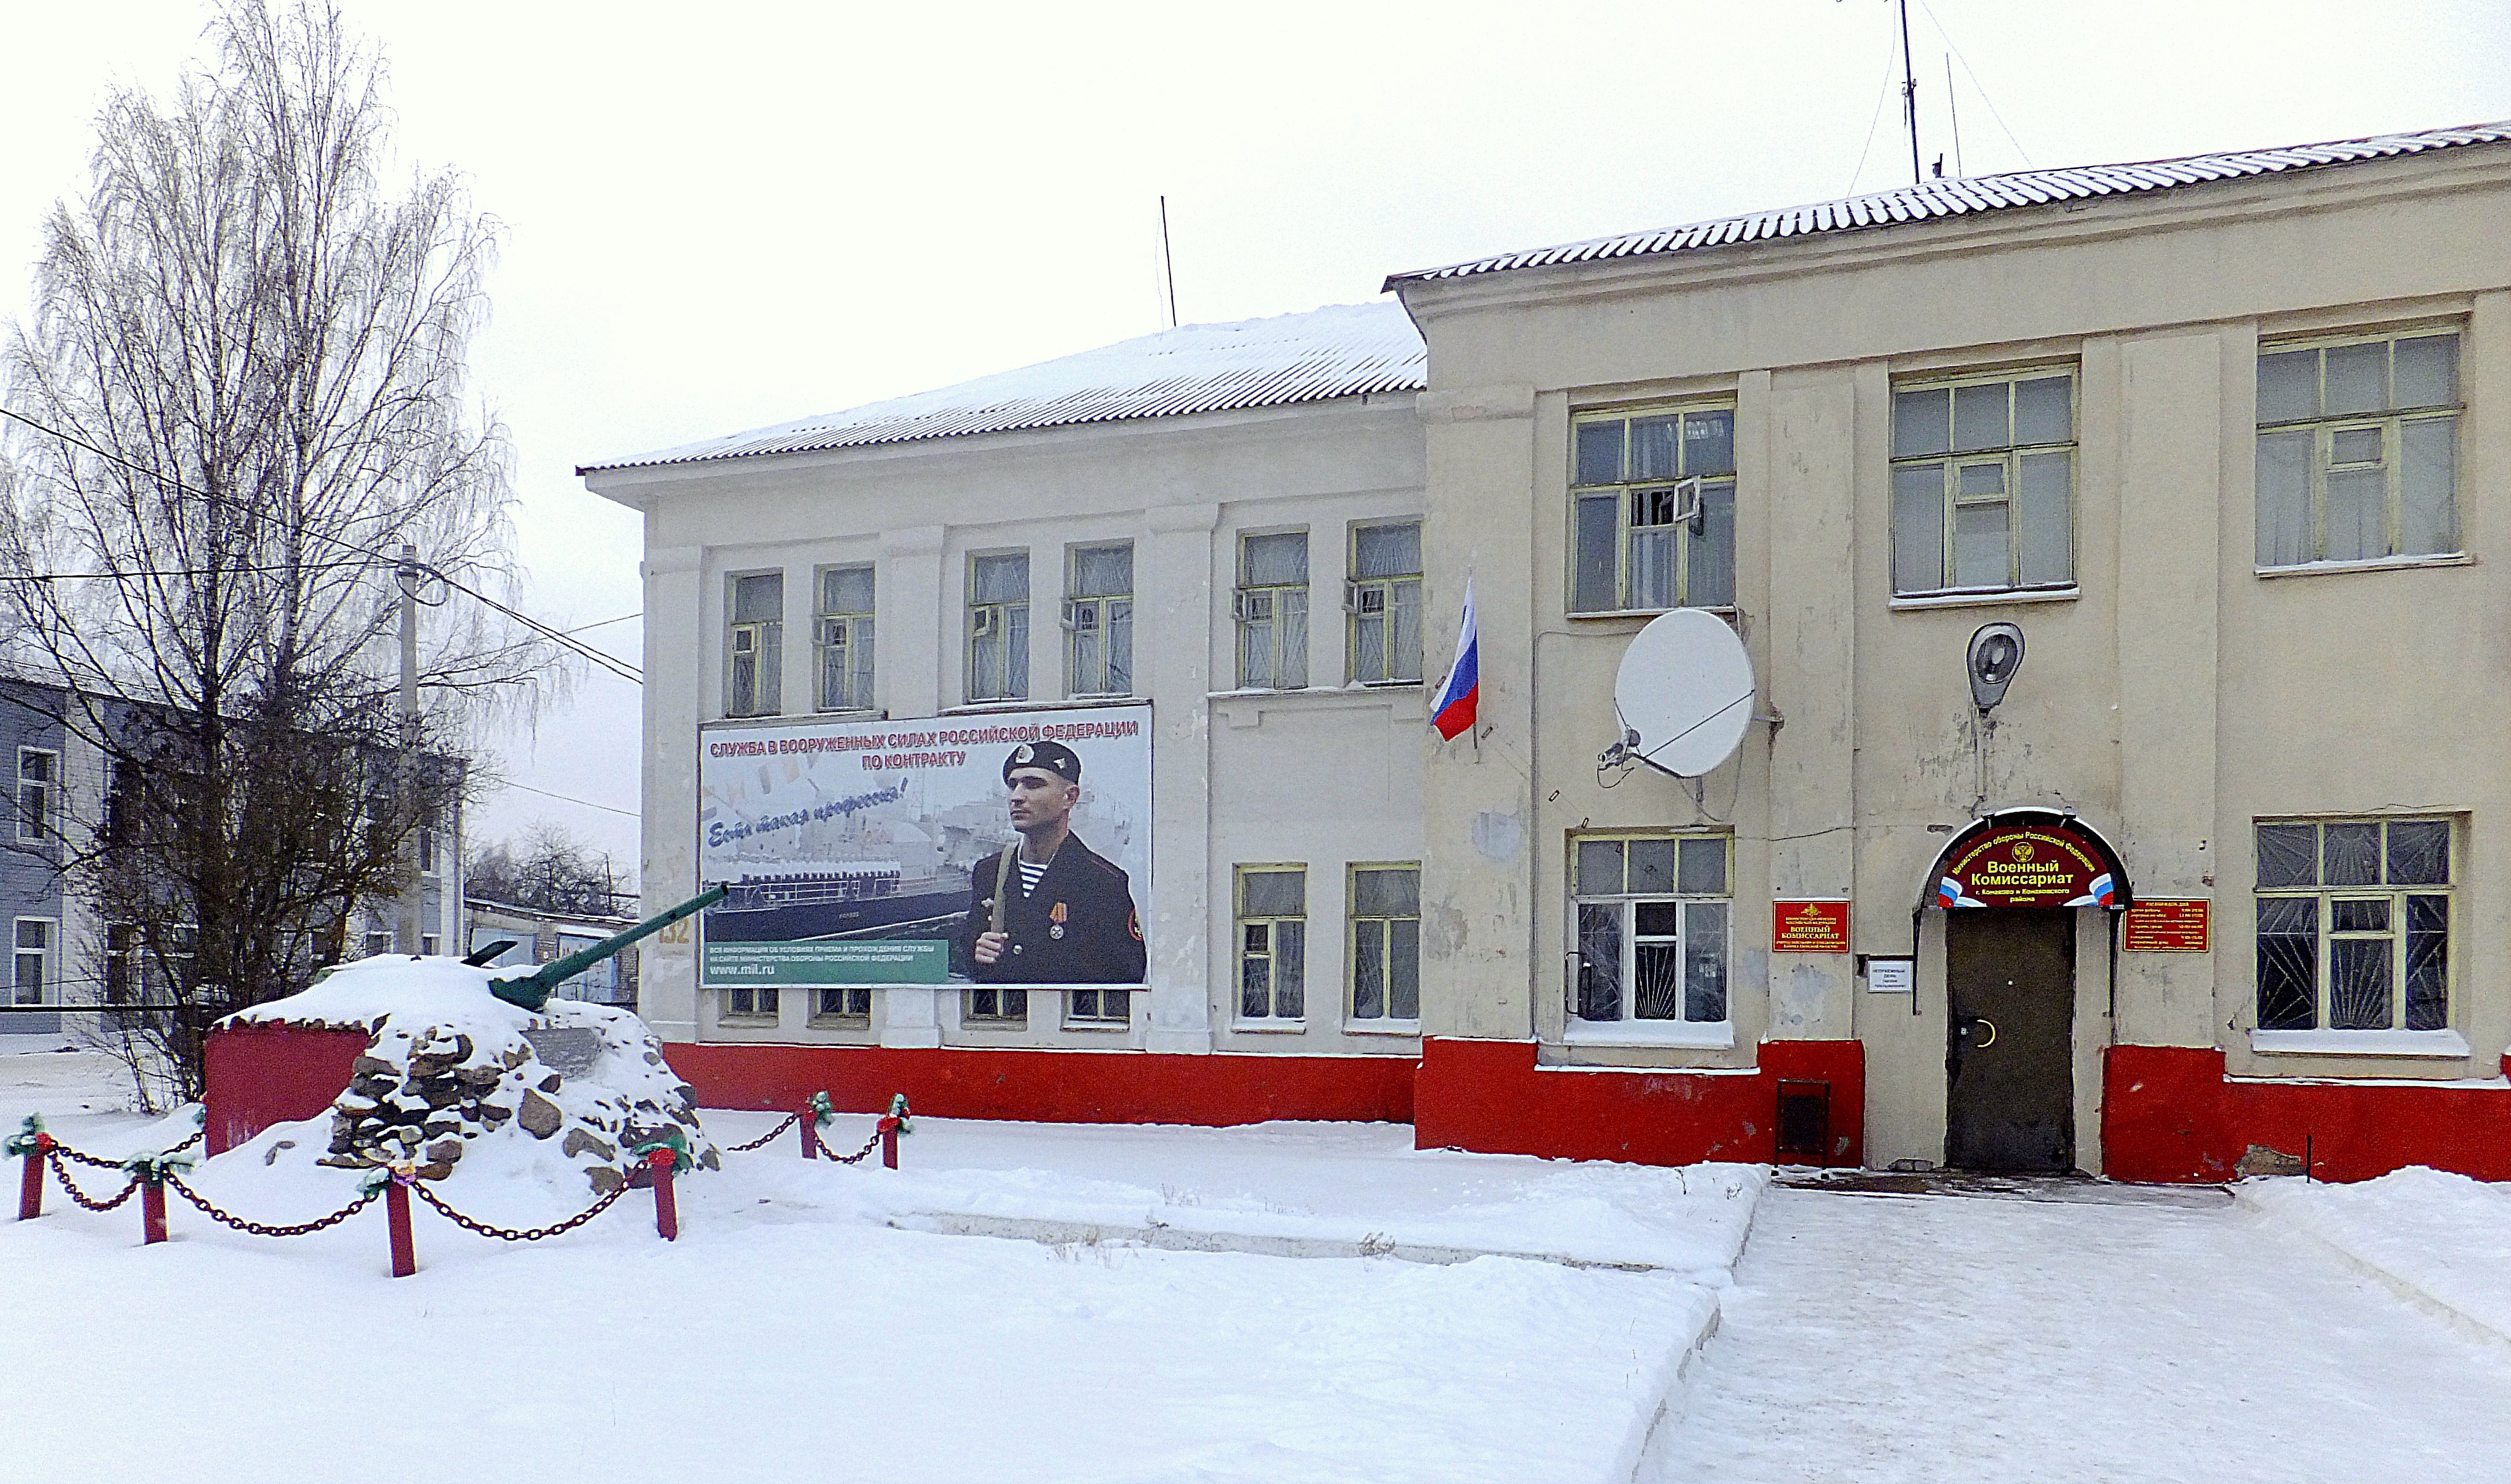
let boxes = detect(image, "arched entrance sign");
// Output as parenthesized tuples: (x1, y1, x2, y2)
(1920, 810, 2133, 912)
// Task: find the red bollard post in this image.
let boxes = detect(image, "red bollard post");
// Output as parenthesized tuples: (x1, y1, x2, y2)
(648, 1149, 679, 1241)
(141, 1178, 167, 1244)
(18, 1148, 42, 1221)
(880, 1117, 900, 1170)
(385, 1180, 417, 1278)
(799, 1111, 816, 1160)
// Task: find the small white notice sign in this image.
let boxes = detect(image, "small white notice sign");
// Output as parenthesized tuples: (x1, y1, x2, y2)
(1864, 958, 1914, 993)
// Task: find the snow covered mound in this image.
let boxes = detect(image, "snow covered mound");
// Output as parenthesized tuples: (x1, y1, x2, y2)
(223, 955, 718, 1196)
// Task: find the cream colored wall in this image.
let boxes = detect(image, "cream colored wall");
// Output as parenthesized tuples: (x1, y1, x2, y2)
(1401, 149, 2511, 1169)
(590, 397, 1426, 1056)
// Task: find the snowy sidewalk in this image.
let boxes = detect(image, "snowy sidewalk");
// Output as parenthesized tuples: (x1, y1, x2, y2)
(1644, 1184, 2511, 1483)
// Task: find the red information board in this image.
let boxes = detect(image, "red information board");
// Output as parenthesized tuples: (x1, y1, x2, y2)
(2124, 899, 2210, 952)
(1772, 900, 1851, 953)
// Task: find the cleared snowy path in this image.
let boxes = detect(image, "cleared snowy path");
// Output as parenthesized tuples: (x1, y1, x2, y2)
(1647, 1185, 2511, 1484)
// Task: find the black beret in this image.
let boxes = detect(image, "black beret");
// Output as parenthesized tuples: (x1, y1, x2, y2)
(1003, 739, 1081, 785)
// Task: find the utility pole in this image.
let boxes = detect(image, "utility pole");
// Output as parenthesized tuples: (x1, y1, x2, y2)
(398, 544, 425, 954)
(1158, 196, 1179, 329)
(1898, 0, 1921, 186)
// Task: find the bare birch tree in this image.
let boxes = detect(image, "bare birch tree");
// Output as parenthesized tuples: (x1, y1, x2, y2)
(0, 0, 560, 1098)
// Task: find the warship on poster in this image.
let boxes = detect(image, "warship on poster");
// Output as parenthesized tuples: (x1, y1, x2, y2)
(699, 856, 975, 944)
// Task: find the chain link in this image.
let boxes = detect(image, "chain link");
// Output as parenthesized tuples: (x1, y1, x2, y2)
(809, 1122, 887, 1165)
(410, 1178, 630, 1241)
(48, 1154, 142, 1212)
(52, 1142, 126, 1172)
(169, 1127, 207, 1154)
(721, 1109, 804, 1153)
(163, 1173, 376, 1238)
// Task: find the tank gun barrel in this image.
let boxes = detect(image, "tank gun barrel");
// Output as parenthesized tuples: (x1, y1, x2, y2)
(487, 885, 728, 1012)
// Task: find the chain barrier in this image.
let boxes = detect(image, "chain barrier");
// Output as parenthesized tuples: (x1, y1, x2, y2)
(410, 1178, 630, 1243)
(809, 1122, 887, 1164)
(51, 1141, 129, 1172)
(722, 1109, 803, 1153)
(164, 1173, 376, 1238)
(48, 1154, 142, 1212)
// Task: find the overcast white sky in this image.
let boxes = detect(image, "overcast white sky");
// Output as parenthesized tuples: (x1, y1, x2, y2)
(4, 0, 2506, 881)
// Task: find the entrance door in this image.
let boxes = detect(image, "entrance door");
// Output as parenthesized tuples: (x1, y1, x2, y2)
(1945, 910, 2075, 1172)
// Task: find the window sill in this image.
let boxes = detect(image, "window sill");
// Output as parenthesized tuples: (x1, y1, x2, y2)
(1563, 1021, 1736, 1049)
(2255, 553, 2472, 580)
(1344, 1020, 1422, 1037)
(1889, 587, 2079, 611)
(941, 697, 1148, 715)
(2248, 1028, 2470, 1059)
(1059, 1019, 1133, 1033)
(1564, 607, 1738, 623)
(1231, 1020, 1307, 1034)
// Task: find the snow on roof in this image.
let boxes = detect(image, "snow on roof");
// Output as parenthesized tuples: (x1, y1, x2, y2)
(1387, 121, 2511, 287)
(581, 300, 1426, 475)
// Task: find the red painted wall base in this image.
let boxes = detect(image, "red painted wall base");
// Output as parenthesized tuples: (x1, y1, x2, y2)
(2103, 1044, 2511, 1184)
(1412, 1038, 1866, 1168)
(203, 1023, 373, 1156)
(661, 1042, 1418, 1127)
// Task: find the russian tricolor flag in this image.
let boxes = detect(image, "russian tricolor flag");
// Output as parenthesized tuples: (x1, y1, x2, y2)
(1430, 578, 1478, 742)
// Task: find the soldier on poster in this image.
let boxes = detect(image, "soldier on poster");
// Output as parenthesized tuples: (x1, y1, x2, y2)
(957, 741, 1146, 984)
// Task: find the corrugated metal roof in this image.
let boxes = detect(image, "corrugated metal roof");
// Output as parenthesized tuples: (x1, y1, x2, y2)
(581, 301, 1425, 474)
(1388, 121, 2511, 287)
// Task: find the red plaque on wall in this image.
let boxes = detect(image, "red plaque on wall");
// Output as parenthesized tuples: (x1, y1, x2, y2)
(1772, 900, 1851, 953)
(2123, 899, 2210, 951)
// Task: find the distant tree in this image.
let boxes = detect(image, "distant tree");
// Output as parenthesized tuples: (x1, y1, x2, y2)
(0, 1, 558, 1101)
(466, 823, 630, 919)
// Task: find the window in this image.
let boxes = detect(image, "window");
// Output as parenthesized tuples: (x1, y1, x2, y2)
(817, 565, 877, 712)
(421, 934, 440, 957)
(102, 759, 138, 847)
(1236, 532, 1309, 689)
(12, 919, 50, 1006)
(1065, 543, 1133, 697)
(1570, 834, 1729, 1027)
(17, 748, 55, 843)
(1571, 406, 1736, 613)
(1891, 369, 2075, 595)
(2255, 819, 2452, 1033)
(465, 927, 531, 969)
(363, 929, 394, 958)
(1347, 864, 1420, 1023)
(967, 553, 1030, 702)
(1347, 523, 1423, 684)
(965, 985, 1026, 1025)
(554, 932, 620, 1002)
(814, 987, 872, 1022)
(1237, 865, 1307, 1021)
(726, 573, 785, 717)
(2256, 330, 2459, 567)
(418, 826, 438, 877)
(1067, 985, 1129, 1026)
(723, 987, 779, 1020)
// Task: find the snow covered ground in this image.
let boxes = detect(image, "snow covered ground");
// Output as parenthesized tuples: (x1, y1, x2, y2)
(2238, 1167, 2511, 1351)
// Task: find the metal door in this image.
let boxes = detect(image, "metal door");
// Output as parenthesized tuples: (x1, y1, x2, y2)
(1945, 910, 2075, 1172)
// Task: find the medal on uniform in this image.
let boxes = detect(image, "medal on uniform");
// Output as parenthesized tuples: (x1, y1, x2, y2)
(1049, 901, 1067, 940)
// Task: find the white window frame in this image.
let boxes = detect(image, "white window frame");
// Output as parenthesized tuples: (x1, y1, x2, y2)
(12, 917, 52, 1007)
(1063, 542, 1135, 699)
(966, 551, 1031, 704)
(816, 564, 877, 714)
(1065, 985, 1130, 1028)
(725, 571, 785, 718)
(813, 987, 873, 1024)
(1890, 367, 2078, 597)
(1568, 833, 1732, 1043)
(963, 985, 1027, 1026)
(2254, 328, 2461, 570)
(16, 747, 56, 844)
(1346, 862, 1421, 1026)
(1234, 531, 1310, 691)
(1570, 403, 1739, 614)
(1236, 863, 1307, 1025)
(2253, 817, 2453, 1038)
(1346, 522, 1423, 685)
(722, 985, 780, 1021)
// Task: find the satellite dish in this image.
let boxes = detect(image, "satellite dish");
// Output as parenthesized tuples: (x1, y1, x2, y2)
(1613, 610, 1756, 778)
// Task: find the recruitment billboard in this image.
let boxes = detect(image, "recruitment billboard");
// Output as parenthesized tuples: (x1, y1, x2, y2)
(696, 704, 1151, 989)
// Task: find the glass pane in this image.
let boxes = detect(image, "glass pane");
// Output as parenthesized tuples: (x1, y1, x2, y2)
(2013, 376, 2072, 445)
(758, 624, 783, 712)
(1576, 420, 1624, 486)
(972, 554, 1028, 604)
(15, 920, 43, 951)
(2405, 896, 2447, 1031)
(2328, 427, 2382, 465)
(2392, 335, 2457, 410)
(821, 566, 874, 614)
(1274, 921, 1305, 1018)
(2323, 467, 2385, 563)
(2016, 451, 2072, 587)
(1634, 943, 1682, 1019)
(2328, 937, 2392, 1030)
(1241, 532, 1307, 586)
(1351, 604, 1386, 685)
(1691, 482, 1736, 608)
(1957, 462, 2007, 499)
(1576, 904, 1621, 1021)
(1105, 601, 1131, 693)
(732, 573, 782, 623)
(2399, 418, 2456, 556)
(1627, 527, 1678, 610)
(1352, 923, 1385, 1020)
(1892, 465, 1946, 594)
(1352, 867, 1419, 917)
(1630, 416, 1681, 481)
(1678, 837, 1726, 896)
(1390, 579, 1422, 682)
(1238, 607, 1275, 689)
(1683, 901, 1728, 1023)
(1634, 901, 1681, 937)
(1952, 382, 2008, 452)
(2329, 898, 2389, 933)
(2255, 430, 2312, 567)
(1892, 388, 1950, 458)
(1239, 869, 1305, 917)
(1684, 410, 1736, 476)
(1004, 605, 1028, 698)
(1240, 947, 1271, 1019)
(2322, 823, 2381, 886)
(1627, 839, 1678, 894)
(1277, 589, 1307, 689)
(1071, 544, 1131, 598)
(1952, 503, 2010, 589)
(1573, 494, 1620, 611)
(1391, 919, 1420, 1019)
(2387, 820, 2449, 885)
(2255, 897, 2318, 1030)
(1576, 839, 1624, 896)
(1354, 523, 1421, 580)
(2256, 348, 2318, 424)
(2324, 341, 2386, 416)
(2256, 823, 2317, 887)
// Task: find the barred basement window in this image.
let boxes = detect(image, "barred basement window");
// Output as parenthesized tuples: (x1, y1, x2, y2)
(814, 988, 872, 1022)
(1570, 834, 1729, 1027)
(2256, 329, 2459, 567)
(1237, 865, 1307, 1021)
(967, 553, 1031, 703)
(1571, 404, 1736, 613)
(817, 564, 877, 712)
(1065, 543, 1133, 698)
(1066, 985, 1129, 1026)
(1236, 532, 1309, 689)
(1347, 523, 1423, 684)
(2255, 819, 2452, 1033)
(726, 573, 784, 718)
(1347, 864, 1420, 1022)
(964, 985, 1026, 1025)
(723, 987, 779, 1020)
(1891, 368, 2076, 595)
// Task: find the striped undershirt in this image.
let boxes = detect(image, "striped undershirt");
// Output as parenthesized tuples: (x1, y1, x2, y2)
(1016, 857, 1048, 896)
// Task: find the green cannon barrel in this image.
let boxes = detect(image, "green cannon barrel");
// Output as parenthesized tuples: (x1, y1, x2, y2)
(487, 885, 728, 1013)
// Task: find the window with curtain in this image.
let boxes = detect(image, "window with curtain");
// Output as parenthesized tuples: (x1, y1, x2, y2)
(1347, 523, 1422, 684)
(2256, 330, 2459, 568)
(1890, 369, 2076, 596)
(817, 564, 876, 712)
(1237, 865, 1307, 1021)
(726, 573, 784, 717)
(1570, 405, 1736, 613)
(1347, 864, 1421, 1022)
(1236, 532, 1308, 689)
(967, 553, 1030, 703)
(1065, 543, 1133, 697)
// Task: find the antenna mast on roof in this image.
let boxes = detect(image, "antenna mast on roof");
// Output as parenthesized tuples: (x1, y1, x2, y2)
(1158, 196, 1179, 329)
(1897, 0, 1921, 186)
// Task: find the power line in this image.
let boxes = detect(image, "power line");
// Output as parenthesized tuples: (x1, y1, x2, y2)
(562, 613, 639, 635)
(497, 779, 638, 819)
(0, 560, 370, 580)
(1917, 1, 2032, 169)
